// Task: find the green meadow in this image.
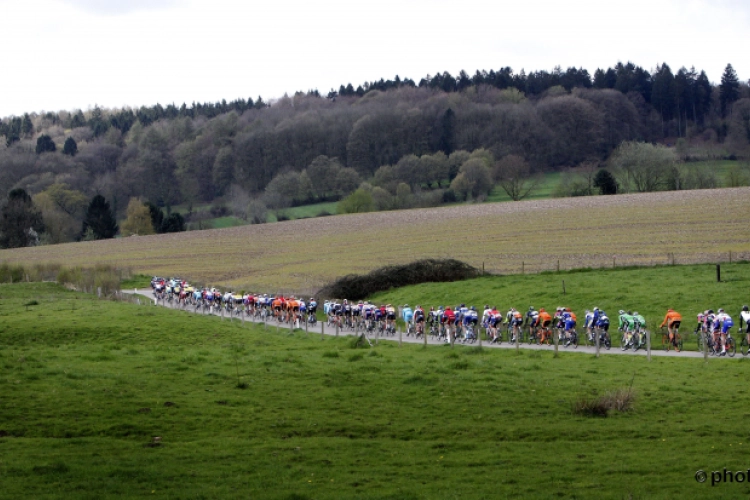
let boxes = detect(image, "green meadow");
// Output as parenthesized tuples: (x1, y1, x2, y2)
(1, 273, 750, 498)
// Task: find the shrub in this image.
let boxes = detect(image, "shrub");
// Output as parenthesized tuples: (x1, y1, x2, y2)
(317, 259, 480, 301)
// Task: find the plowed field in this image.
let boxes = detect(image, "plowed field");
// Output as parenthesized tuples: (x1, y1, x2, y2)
(2, 188, 749, 292)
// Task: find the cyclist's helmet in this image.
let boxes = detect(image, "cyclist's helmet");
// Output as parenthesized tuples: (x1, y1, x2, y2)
(430, 306, 434, 311)
(627, 311, 633, 315)
(744, 305, 749, 312)
(539, 308, 545, 313)
(594, 307, 599, 312)
(719, 308, 724, 313)
(529, 306, 535, 311)
(708, 309, 714, 315)
(632, 311, 638, 316)
(416, 305, 421, 309)
(461, 303, 465, 308)
(471, 306, 476, 311)
(619, 310, 625, 315)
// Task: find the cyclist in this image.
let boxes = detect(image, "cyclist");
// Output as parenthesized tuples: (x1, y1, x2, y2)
(402, 304, 414, 336)
(714, 309, 734, 356)
(488, 306, 502, 343)
(463, 306, 478, 341)
(508, 308, 523, 342)
(442, 306, 456, 342)
(595, 308, 610, 345)
(413, 305, 426, 338)
(537, 308, 553, 343)
(632, 311, 647, 347)
(618, 310, 636, 349)
(740, 306, 750, 349)
(385, 304, 396, 333)
(562, 308, 577, 345)
(659, 308, 682, 352)
(584, 309, 594, 341)
(526, 306, 540, 342)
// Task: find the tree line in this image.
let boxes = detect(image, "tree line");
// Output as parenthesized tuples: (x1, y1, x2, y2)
(0, 61, 749, 248)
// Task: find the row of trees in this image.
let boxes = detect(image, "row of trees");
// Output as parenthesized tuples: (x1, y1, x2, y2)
(0, 188, 186, 249)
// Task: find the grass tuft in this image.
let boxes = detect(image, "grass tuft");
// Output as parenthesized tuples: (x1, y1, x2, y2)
(572, 387, 636, 418)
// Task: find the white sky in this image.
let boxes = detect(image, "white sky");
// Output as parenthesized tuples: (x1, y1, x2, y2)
(0, 0, 748, 117)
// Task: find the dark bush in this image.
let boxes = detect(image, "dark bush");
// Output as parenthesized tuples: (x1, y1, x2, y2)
(317, 259, 480, 300)
(276, 214, 290, 222)
(210, 204, 229, 217)
(316, 211, 332, 217)
(442, 189, 457, 203)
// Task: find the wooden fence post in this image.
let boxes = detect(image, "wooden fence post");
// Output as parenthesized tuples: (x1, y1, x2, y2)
(717, 264, 721, 282)
(321, 320, 325, 340)
(646, 330, 651, 361)
(515, 326, 519, 353)
(703, 331, 708, 362)
(399, 326, 402, 347)
(595, 329, 600, 358)
(553, 328, 559, 357)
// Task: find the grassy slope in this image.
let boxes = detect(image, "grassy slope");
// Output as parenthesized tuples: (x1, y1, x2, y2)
(1, 282, 749, 499)
(370, 262, 750, 351)
(2, 188, 749, 292)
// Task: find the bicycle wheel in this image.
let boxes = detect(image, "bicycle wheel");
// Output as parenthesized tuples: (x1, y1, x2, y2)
(677, 334, 684, 352)
(604, 334, 611, 350)
(727, 337, 736, 357)
(742, 338, 749, 356)
(570, 331, 579, 349)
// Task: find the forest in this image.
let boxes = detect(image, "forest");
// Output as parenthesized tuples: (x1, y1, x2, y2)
(1, 61, 749, 248)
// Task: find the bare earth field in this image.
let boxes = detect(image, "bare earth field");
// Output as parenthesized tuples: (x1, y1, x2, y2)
(2, 188, 749, 292)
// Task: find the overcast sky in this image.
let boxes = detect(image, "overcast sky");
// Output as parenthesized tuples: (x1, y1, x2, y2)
(1, 0, 748, 117)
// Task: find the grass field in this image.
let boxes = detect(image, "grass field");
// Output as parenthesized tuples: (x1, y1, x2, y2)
(2, 187, 749, 293)
(1, 282, 749, 499)
(370, 262, 750, 352)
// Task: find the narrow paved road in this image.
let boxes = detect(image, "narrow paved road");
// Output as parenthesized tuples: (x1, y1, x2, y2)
(126, 289, 725, 360)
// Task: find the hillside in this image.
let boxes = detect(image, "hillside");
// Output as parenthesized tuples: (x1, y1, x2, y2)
(2, 188, 748, 292)
(1, 282, 748, 498)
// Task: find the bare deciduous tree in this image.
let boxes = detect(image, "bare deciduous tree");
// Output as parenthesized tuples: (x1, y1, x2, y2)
(493, 155, 540, 201)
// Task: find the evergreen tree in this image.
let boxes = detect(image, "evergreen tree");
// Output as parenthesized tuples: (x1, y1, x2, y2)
(62, 137, 78, 156)
(160, 212, 185, 233)
(720, 63, 740, 118)
(21, 113, 33, 137)
(146, 202, 164, 233)
(35, 134, 56, 154)
(89, 106, 110, 137)
(0, 189, 45, 248)
(593, 169, 618, 195)
(651, 63, 676, 132)
(82, 195, 118, 240)
(438, 108, 455, 155)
